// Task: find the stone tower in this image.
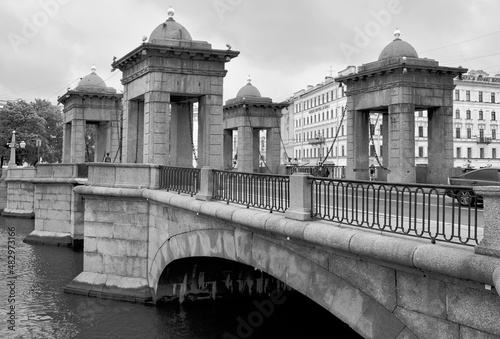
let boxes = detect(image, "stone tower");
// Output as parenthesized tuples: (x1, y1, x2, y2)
(223, 77, 287, 173)
(58, 66, 122, 163)
(336, 29, 467, 184)
(111, 6, 239, 167)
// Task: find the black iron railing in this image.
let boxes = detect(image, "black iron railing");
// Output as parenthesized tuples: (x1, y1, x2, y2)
(159, 166, 200, 196)
(311, 178, 481, 246)
(286, 165, 345, 178)
(212, 170, 290, 212)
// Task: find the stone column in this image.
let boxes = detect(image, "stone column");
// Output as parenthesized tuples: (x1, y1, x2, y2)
(285, 172, 312, 221)
(266, 127, 281, 174)
(63, 123, 72, 163)
(253, 128, 260, 171)
(474, 186, 500, 258)
(144, 91, 169, 165)
(427, 106, 454, 184)
(124, 100, 145, 164)
(346, 107, 369, 180)
(237, 126, 253, 173)
(223, 129, 233, 170)
(71, 119, 86, 163)
(387, 104, 416, 183)
(198, 94, 223, 169)
(379, 113, 390, 181)
(170, 102, 193, 167)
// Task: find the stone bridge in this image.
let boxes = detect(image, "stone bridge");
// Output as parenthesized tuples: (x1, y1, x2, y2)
(2, 164, 500, 338)
(56, 165, 500, 339)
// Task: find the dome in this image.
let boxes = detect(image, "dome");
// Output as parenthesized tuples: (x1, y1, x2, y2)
(236, 77, 262, 98)
(149, 6, 192, 44)
(75, 66, 107, 91)
(378, 29, 418, 61)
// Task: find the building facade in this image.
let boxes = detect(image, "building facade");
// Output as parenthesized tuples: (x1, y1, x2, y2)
(283, 69, 500, 170)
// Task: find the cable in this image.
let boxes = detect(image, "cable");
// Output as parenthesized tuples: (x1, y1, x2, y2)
(47, 78, 82, 101)
(420, 30, 500, 54)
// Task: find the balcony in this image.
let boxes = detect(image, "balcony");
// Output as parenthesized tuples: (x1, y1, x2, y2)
(477, 136, 492, 144)
(308, 136, 325, 145)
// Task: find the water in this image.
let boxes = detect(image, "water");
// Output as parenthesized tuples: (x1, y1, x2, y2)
(0, 216, 361, 339)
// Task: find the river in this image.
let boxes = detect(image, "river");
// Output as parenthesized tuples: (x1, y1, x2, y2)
(0, 215, 361, 339)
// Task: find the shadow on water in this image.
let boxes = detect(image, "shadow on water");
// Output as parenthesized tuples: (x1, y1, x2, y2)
(0, 215, 362, 339)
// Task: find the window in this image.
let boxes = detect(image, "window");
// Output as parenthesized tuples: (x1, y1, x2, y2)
(455, 109, 460, 119)
(370, 145, 376, 156)
(418, 126, 424, 137)
(466, 91, 470, 101)
(418, 111, 423, 117)
(493, 111, 496, 121)
(379, 145, 383, 156)
(466, 110, 471, 119)
(455, 89, 460, 101)
(418, 147, 424, 158)
(480, 148, 484, 159)
(479, 128, 484, 139)
(493, 148, 497, 159)
(370, 124, 376, 135)
(493, 129, 497, 140)
(479, 91, 483, 102)
(492, 93, 496, 103)
(341, 145, 345, 156)
(467, 128, 471, 139)
(455, 127, 461, 139)
(467, 147, 472, 158)
(456, 147, 461, 159)
(479, 110, 484, 120)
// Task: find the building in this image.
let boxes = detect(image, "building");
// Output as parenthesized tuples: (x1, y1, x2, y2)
(282, 69, 500, 170)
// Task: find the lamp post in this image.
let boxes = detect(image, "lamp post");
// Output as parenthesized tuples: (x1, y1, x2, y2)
(8, 131, 16, 168)
(7, 131, 27, 168)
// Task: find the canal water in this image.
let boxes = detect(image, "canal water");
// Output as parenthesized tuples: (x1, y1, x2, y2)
(0, 215, 362, 339)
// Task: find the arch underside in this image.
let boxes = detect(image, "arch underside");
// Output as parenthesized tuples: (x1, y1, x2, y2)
(148, 228, 413, 339)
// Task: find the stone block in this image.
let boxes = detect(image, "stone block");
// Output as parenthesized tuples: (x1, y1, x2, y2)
(396, 271, 447, 318)
(446, 284, 500, 336)
(84, 253, 104, 273)
(395, 307, 459, 339)
(329, 254, 397, 312)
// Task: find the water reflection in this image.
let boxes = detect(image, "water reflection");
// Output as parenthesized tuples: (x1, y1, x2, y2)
(0, 216, 361, 339)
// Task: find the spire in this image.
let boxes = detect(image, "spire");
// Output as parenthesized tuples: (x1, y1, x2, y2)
(91, 65, 97, 73)
(167, 5, 175, 20)
(247, 75, 252, 84)
(394, 28, 401, 40)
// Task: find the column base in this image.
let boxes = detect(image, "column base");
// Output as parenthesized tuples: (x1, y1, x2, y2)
(475, 239, 500, 259)
(64, 272, 153, 304)
(285, 208, 312, 221)
(23, 230, 73, 247)
(1, 208, 34, 218)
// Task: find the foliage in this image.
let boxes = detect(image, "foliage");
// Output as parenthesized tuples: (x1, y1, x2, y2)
(0, 99, 63, 165)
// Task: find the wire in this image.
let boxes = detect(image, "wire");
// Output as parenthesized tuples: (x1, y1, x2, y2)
(420, 30, 500, 54)
(47, 78, 82, 101)
(0, 78, 80, 98)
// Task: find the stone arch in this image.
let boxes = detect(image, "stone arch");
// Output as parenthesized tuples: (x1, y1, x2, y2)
(148, 228, 410, 339)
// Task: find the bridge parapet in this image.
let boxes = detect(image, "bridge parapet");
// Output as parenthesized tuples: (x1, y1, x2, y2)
(87, 163, 161, 189)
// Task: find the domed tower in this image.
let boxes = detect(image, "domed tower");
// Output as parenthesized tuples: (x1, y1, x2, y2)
(335, 29, 467, 184)
(58, 66, 122, 163)
(111, 6, 239, 167)
(223, 76, 287, 173)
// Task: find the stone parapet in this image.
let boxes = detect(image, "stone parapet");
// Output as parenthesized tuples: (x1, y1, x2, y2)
(87, 163, 160, 189)
(474, 186, 500, 258)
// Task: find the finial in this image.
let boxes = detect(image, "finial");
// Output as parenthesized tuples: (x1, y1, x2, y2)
(91, 65, 97, 73)
(247, 75, 251, 84)
(142, 35, 148, 43)
(167, 5, 175, 20)
(394, 28, 401, 40)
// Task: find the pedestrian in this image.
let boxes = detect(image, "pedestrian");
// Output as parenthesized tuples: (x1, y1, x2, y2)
(369, 164, 376, 181)
(104, 153, 111, 162)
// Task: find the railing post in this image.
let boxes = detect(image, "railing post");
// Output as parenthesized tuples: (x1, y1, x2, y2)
(474, 186, 500, 258)
(196, 166, 214, 201)
(285, 172, 312, 221)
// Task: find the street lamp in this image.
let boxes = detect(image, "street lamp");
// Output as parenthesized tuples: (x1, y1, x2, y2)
(7, 131, 27, 168)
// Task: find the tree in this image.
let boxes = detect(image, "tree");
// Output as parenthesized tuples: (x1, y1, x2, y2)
(0, 99, 63, 165)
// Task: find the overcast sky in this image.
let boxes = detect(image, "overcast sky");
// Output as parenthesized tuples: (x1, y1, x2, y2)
(1, 0, 499, 106)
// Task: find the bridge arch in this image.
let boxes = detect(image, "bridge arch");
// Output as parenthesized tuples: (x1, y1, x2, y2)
(148, 228, 409, 339)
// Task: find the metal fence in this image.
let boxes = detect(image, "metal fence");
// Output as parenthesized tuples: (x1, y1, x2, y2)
(159, 166, 200, 196)
(212, 170, 290, 212)
(311, 178, 481, 246)
(286, 165, 345, 179)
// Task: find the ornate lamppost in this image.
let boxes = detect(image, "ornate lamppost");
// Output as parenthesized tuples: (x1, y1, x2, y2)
(7, 131, 26, 168)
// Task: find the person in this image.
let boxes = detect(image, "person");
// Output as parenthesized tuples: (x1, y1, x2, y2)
(104, 153, 111, 162)
(369, 164, 376, 181)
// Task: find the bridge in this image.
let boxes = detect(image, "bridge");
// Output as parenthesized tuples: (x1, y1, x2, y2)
(3, 163, 499, 338)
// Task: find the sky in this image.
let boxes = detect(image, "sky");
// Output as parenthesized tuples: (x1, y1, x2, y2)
(1, 0, 500, 106)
